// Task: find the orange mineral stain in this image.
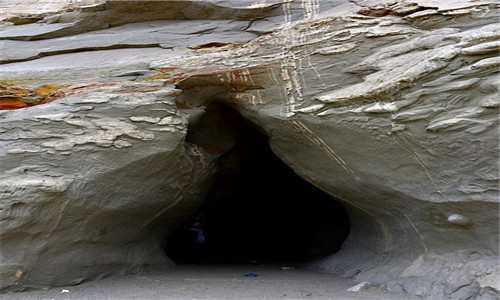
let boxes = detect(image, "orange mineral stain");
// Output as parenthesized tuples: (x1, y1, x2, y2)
(0, 98, 33, 109)
(35, 84, 62, 97)
(0, 84, 63, 110)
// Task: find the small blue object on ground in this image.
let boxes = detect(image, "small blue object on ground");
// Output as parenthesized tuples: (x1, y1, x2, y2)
(244, 273, 259, 277)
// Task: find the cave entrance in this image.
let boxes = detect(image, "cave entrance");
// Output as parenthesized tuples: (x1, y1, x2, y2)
(165, 103, 350, 265)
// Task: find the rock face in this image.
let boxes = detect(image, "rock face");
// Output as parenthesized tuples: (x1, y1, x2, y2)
(0, 82, 219, 289)
(0, 1, 498, 299)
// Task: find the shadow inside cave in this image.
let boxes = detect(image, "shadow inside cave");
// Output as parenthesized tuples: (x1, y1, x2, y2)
(165, 103, 350, 265)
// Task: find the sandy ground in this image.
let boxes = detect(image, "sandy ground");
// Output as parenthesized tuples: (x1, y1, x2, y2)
(3, 264, 422, 300)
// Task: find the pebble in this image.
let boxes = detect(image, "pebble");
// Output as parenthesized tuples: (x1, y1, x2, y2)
(447, 213, 472, 226)
(347, 282, 371, 292)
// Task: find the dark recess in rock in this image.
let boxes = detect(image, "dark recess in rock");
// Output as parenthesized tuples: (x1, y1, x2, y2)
(166, 103, 350, 264)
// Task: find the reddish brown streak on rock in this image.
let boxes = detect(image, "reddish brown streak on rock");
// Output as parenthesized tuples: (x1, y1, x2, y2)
(0, 83, 119, 110)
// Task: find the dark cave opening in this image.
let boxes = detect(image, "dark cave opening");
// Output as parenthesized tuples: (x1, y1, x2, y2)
(165, 103, 350, 264)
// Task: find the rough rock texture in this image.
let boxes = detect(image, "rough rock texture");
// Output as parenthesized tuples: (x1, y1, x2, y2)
(0, 82, 219, 290)
(0, 1, 499, 299)
(0, 0, 97, 21)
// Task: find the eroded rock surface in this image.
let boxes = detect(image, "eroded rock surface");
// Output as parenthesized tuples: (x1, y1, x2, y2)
(0, 1, 498, 299)
(0, 82, 219, 290)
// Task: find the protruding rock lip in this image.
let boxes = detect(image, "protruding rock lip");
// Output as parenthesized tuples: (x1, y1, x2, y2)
(0, 0, 283, 40)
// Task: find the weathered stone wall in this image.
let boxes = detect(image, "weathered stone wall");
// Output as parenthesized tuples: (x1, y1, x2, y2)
(0, 1, 498, 299)
(0, 83, 218, 290)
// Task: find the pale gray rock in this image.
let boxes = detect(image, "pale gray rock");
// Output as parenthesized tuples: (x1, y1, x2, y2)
(447, 213, 473, 226)
(167, 1, 500, 299)
(0, 83, 218, 291)
(0, 47, 170, 86)
(0, 1, 498, 299)
(347, 281, 372, 292)
(0, 20, 256, 63)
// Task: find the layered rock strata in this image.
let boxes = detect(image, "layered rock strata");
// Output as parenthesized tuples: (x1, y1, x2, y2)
(0, 1, 498, 299)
